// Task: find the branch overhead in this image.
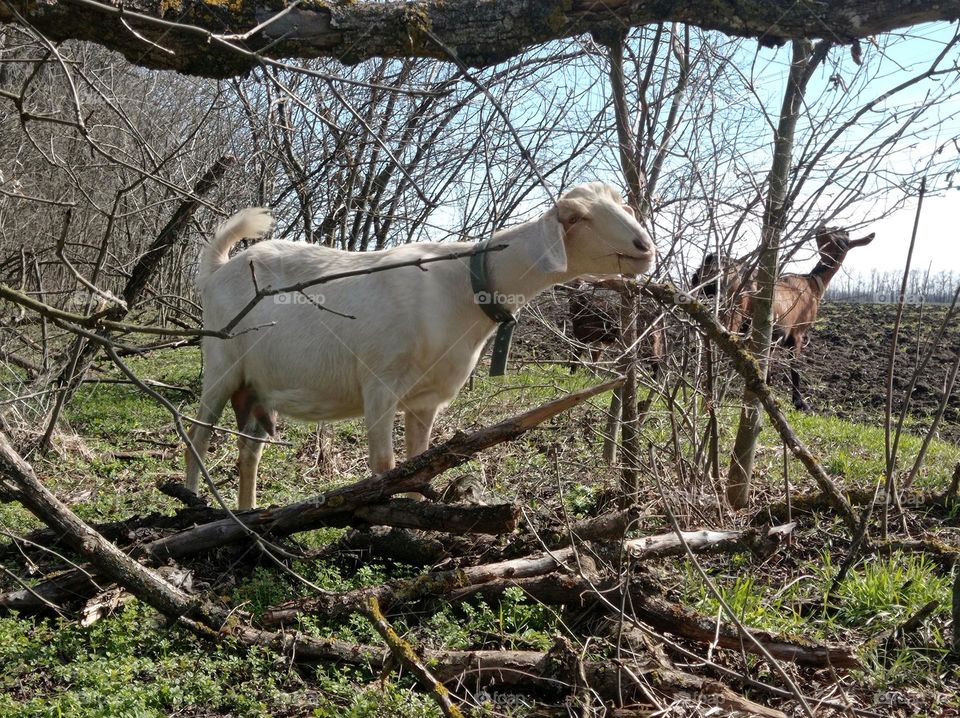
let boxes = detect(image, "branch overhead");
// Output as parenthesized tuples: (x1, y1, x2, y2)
(1, 0, 957, 77)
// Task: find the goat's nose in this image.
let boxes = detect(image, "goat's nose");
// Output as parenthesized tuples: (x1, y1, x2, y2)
(633, 236, 653, 253)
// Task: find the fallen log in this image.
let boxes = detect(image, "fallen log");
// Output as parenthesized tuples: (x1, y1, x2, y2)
(0, 500, 518, 613)
(452, 573, 858, 670)
(262, 546, 589, 626)
(0, 505, 219, 561)
(627, 587, 860, 670)
(0, 565, 102, 613)
(625, 523, 795, 560)
(761, 487, 960, 523)
(144, 377, 619, 562)
(149, 499, 518, 563)
(494, 507, 642, 559)
(325, 527, 464, 567)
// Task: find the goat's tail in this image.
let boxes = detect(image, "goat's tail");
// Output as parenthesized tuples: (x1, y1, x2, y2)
(198, 208, 275, 283)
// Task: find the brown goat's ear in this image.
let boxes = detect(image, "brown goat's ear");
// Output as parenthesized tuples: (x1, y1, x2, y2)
(556, 196, 591, 232)
(849, 232, 876, 247)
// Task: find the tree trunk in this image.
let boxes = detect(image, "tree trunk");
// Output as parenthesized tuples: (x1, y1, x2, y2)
(0, 0, 945, 78)
(601, 31, 644, 496)
(726, 40, 830, 508)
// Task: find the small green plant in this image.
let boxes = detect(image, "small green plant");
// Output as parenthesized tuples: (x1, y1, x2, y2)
(685, 565, 806, 635)
(831, 553, 949, 631)
(455, 587, 558, 651)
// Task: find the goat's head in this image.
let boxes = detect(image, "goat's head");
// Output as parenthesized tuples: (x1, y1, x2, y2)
(691, 253, 724, 296)
(815, 225, 876, 269)
(530, 182, 655, 276)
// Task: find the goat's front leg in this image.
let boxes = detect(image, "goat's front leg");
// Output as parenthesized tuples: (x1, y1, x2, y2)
(400, 405, 439, 500)
(788, 337, 811, 412)
(364, 392, 399, 475)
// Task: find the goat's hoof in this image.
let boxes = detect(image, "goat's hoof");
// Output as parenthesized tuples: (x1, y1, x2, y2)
(794, 399, 812, 412)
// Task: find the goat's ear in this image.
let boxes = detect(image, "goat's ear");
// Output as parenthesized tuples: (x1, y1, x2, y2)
(527, 208, 569, 274)
(849, 232, 876, 247)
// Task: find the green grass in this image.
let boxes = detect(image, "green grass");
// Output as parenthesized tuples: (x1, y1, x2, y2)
(3, 347, 960, 714)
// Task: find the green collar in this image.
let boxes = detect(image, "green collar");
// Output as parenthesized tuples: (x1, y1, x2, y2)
(470, 237, 516, 376)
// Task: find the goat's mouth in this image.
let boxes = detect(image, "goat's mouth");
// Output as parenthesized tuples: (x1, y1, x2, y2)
(617, 251, 655, 271)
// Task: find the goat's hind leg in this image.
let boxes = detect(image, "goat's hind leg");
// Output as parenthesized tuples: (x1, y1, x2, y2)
(236, 417, 271, 510)
(232, 386, 277, 510)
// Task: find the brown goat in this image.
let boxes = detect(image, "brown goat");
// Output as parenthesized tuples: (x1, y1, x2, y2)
(566, 284, 665, 373)
(693, 225, 875, 410)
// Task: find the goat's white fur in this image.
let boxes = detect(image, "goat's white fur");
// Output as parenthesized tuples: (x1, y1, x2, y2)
(185, 182, 655, 508)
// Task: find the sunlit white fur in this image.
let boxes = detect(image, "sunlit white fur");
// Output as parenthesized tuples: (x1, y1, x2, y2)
(185, 182, 655, 508)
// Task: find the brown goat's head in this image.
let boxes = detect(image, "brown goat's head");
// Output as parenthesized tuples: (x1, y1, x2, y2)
(815, 225, 876, 269)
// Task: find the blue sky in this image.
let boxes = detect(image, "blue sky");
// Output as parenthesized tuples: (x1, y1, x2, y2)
(773, 22, 960, 276)
(428, 21, 960, 281)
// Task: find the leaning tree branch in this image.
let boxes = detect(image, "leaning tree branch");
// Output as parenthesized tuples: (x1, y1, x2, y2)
(365, 597, 464, 718)
(641, 281, 859, 532)
(1, 0, 957, 78)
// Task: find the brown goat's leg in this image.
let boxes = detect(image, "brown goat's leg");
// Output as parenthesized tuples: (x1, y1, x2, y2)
(785, 335, 811, 411)
(790, 363, 810, 412)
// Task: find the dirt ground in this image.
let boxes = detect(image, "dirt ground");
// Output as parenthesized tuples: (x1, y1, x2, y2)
(517, 292, 959, 443)
(787, 301, 960, 443)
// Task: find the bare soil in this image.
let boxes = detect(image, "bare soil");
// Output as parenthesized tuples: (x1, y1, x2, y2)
(518, 294, 959, 444)
(786, 301, 960, 442)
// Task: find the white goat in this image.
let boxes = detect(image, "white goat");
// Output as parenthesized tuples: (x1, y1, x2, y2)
(185, 182, 656, 509)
